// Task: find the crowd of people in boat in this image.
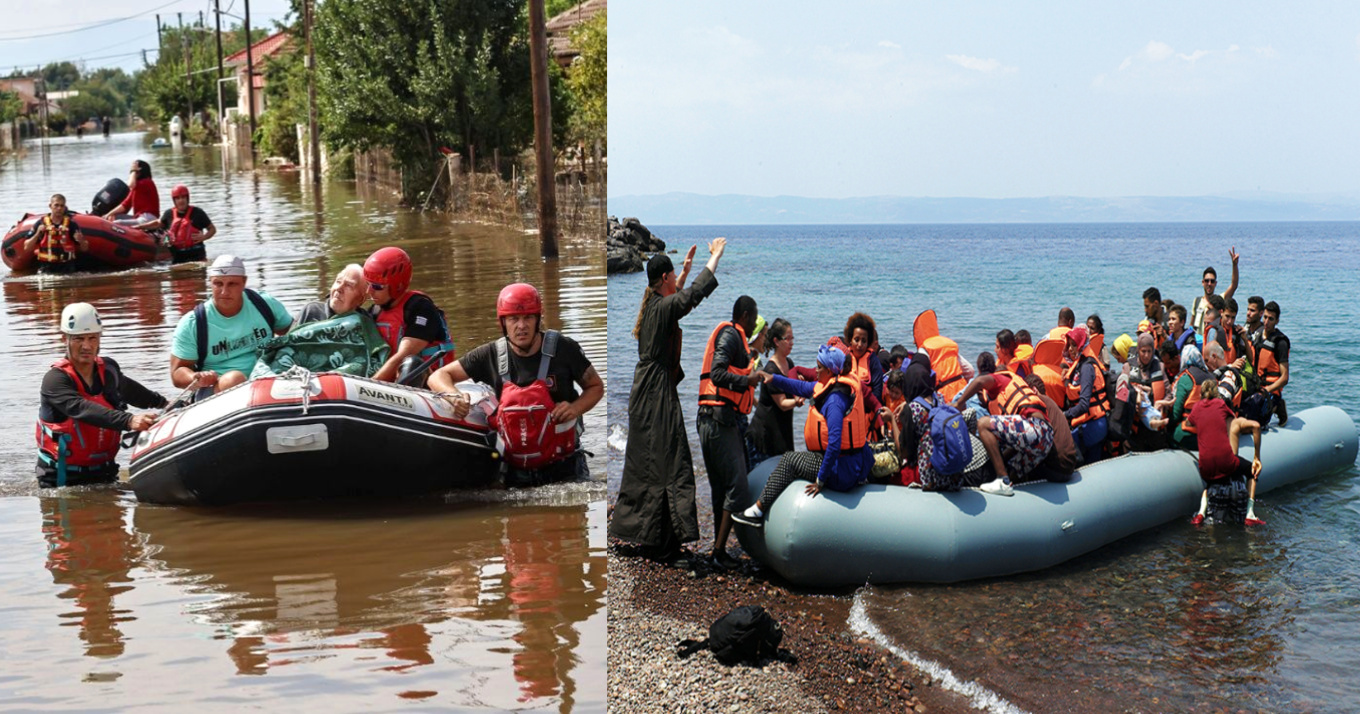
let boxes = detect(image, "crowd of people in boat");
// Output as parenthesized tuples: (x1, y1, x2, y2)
(34, 248, 603, 490)
(17, 158, 218, 272)
(612, 239, 1290, 570)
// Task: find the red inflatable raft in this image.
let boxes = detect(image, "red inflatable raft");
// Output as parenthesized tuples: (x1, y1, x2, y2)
(2, 212, 163, 273)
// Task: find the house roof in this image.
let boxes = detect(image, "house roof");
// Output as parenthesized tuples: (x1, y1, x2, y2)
(547, 0, 605, 62)
(224, 30, 292, 66)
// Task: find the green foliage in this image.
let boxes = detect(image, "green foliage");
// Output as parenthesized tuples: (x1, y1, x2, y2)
(138, 24, 261, 126)
(544, 0, 582, 18)
(566, 9, 604, 146)
(316, 0, 559, 200)
(41, 62, 81, 91)
(256, 50, 307, 162)
(61, 69, 136, 123)
(0, 90, 21, 123)
(46, 111, 68, 134)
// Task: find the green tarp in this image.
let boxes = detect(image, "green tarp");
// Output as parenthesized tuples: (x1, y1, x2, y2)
(250, 312, 390, 378)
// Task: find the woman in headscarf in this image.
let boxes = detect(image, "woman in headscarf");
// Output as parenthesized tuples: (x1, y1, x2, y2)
(1169, 344, 1213, 450)
(733, 344, 874, 528)
(610, 239, 725, 564)
(895, 353, 993, 492)
(1062, 326, 1110, 464)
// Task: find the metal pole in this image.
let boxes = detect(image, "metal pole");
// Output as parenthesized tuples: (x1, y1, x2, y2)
(305, 0, 320, 184)
(243, 0, 257, 166)
(214, 0, 224, 134)
(528, 0, 558, 258)
(156, 15, 163, 49)
(180, 13, 193, 121)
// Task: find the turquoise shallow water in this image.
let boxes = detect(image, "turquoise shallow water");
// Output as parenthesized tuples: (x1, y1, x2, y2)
(607, 222, 1360, 712)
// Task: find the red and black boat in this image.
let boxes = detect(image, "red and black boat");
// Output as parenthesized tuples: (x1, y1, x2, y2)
(2, 212, 163, 273)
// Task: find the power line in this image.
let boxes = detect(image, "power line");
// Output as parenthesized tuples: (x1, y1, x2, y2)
(20, 33, 158, 68)
(0, 0, 187, 42)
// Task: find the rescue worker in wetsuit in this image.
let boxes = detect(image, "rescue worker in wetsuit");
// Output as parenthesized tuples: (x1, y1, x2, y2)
(36, 303, 166, 487)
(22, 194, 88, 273)
(427, 283, 602, 487)
(139, 184, 216, 263)
(362, 247, 456, 384)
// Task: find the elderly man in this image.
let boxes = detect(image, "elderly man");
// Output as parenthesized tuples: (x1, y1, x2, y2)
(170, 254, 292, 395)
(295, 264, 368, 325)
(37, 303, 166, 486)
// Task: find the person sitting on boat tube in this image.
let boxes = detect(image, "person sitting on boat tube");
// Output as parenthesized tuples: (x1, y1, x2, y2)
(362, 246, 457, 385)
(37, 303, 167, 487)
(295, 264, 370, 325)
(137, 184, 215, 263)
(733, 344, 874, 528)
(101, 160, 160, 223)
(169, 255, 293, 397)
(427, 282, 603, 487)
(949, 365, 1055, 490)
(1062, 326, 1111, 464)
(21, 194, 88, 272)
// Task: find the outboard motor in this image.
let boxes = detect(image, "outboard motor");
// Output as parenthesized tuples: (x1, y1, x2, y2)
(396, 355, 433, 387)
(91, 177, 129, 216)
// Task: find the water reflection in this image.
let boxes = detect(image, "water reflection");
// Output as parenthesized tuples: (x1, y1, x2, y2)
(41, 490, 138, 660)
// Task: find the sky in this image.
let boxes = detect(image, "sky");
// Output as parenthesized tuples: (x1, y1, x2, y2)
(0, 0, 294, 76)
(609, 1, 1360, 200)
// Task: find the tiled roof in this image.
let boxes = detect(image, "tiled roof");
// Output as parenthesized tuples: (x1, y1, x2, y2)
(224, 31, 292, 65)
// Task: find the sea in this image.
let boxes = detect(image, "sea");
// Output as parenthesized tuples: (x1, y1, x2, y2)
(606, 222, 1360, 713)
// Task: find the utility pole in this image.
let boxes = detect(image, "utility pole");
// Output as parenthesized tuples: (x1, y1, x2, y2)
(528, 0, 558, 258)
(156, 15, 163, 49)
(244, 0, 257, 165)
(213, 0, 224, 131)
(180, 12, 193, 120)
(305, 0, 320, 184)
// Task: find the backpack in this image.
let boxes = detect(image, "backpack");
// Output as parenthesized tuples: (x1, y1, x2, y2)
(677, 606, 793, 666)
(492, 331, 578, 470)
(913, 395, 972, 475)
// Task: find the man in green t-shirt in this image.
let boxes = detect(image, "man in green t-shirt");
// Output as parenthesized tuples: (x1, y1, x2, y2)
(170, 255, 293, 394)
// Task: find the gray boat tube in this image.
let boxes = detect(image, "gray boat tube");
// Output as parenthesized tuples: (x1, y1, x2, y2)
(736, 405, 1357, 586)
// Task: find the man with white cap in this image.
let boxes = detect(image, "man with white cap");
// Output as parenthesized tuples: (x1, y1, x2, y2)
(170, 254, 293, 395)
(37, 303, 167, 487)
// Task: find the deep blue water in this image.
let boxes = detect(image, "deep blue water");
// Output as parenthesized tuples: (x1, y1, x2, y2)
(607, 222, 1360, 713)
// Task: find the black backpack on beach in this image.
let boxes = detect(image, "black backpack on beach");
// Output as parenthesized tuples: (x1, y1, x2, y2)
(677, 605, 795, 666)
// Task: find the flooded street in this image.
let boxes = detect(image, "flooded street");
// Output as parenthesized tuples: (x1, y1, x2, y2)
(1, 133, 606, 712)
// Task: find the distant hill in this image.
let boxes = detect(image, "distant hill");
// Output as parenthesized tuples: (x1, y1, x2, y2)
(608, 192, 1360, 224)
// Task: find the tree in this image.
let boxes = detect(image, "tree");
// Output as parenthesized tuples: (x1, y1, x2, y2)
(256, 50, 307, 161)
(138, 24, 260, 125)
(566, 10, 604, 147)
(0, 90, 21, 123)
(41, 62, 81, 92)
(316, 0, 567, 201)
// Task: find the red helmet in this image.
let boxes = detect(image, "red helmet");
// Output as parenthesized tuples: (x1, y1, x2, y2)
(497, 283, 542, 318)
(363, 247, 412, 295)
(171, 184, 189, 200)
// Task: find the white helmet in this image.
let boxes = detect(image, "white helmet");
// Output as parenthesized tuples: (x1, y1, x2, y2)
(60, 303, 103, 335)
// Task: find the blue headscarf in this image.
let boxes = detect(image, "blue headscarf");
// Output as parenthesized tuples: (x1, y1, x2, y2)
(1180, 344, 1206, 372)
(817, 344, 846, 375)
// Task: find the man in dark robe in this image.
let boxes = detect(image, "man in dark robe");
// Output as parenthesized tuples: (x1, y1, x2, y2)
(610, 238, 728, 562)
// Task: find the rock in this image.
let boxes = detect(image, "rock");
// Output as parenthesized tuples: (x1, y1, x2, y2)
(608, 245, 644, 274)
(608, 215, 667, 255)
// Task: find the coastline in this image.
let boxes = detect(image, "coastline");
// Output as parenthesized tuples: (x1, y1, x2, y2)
(606, 501, 976, 713)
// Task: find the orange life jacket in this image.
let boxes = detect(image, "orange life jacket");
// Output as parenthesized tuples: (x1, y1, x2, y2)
(803, 375, 867, 452)
(698, 321, 754, 414)
(373, 289, 457, 371)
(1007, 343, 1034, 377)
(1048, 326, 1071, 341)
(167, 204, 199, 249)
(988, 371, 1048, 420)
(1252, 330, 1286, 393)
(913, 310, 965, 401)
(1176, 364, 1213, 418)
(1063, 349, 1109, 426)
(1030, 338, 1068, 404)
(35, 214, 78, 263)
(35, 358, 122, 478)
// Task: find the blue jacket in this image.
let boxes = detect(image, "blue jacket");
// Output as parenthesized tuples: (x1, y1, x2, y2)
(770, 374, 872, 490)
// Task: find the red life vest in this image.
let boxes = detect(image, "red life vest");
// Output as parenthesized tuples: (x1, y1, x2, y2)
(803, 375, 867, 452)
(168, 205, 199, 249)
(35, 358, 123, 476)
(491, 331, 578, 470)
(697, 321, 754, 414)
(35, 214, 78, 263)
(373, 289, 456, 371)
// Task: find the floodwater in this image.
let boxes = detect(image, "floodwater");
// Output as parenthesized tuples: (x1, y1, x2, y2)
(0, 133, 606, 712)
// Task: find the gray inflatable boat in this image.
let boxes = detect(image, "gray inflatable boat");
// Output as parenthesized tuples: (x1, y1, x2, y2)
(736, 405, 1357, 586)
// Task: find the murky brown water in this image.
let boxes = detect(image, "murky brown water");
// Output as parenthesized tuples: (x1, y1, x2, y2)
(0, 133, 606, 711)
